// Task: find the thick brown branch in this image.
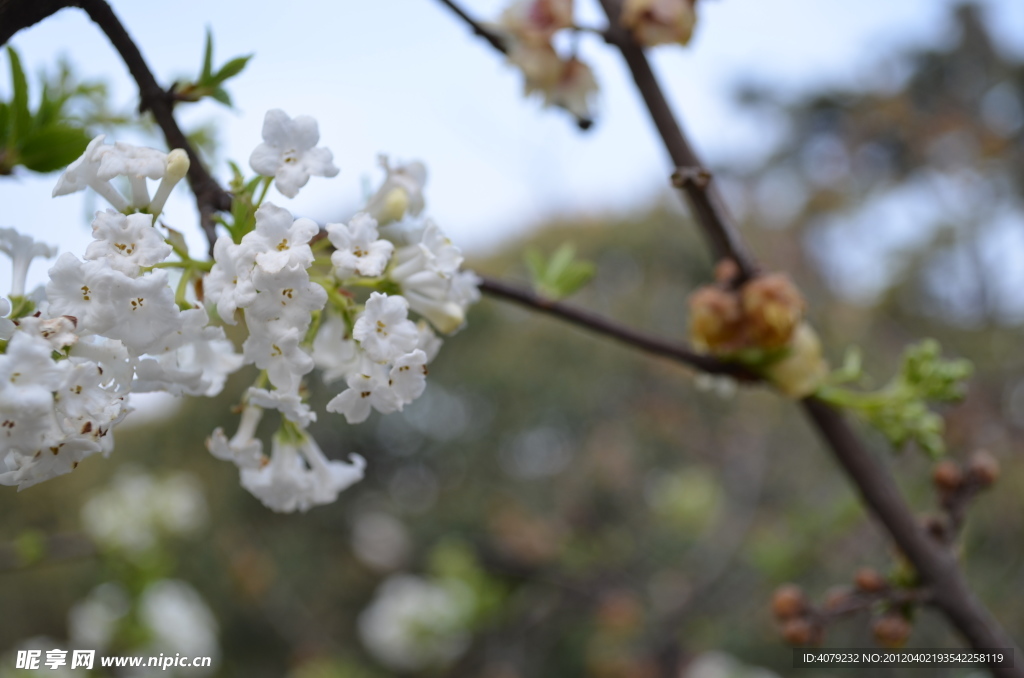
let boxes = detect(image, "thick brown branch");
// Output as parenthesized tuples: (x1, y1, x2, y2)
(0, 0, 70, 45)
(75, 0, 230, 252)
(479, 275, 754, 379)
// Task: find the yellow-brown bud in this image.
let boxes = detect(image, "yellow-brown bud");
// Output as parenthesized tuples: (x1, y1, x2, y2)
(741, 273, 805, 350)
(854, 567, 886, 593)
(763, 323, 829, 398)
(967, 450, 1000, 487)
(932, 460, 964, 493)
(688, 286, 743, 354)
(771, 583, 806, 620)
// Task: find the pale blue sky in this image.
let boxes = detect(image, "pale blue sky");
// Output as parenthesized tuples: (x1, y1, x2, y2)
(1, 0, 1022, 292)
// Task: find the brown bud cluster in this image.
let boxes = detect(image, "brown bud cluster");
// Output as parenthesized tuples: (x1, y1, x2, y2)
(688, 271, 805, 355)
(772, 584, 823, 646)
(688, 270, 826, 398)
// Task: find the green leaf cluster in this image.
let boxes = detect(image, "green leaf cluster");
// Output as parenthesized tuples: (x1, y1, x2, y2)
(0, 47, 94, 174)
(173, 29, 252, 107)
(525, 243, 595, 300)
(820, 339, 972, 457)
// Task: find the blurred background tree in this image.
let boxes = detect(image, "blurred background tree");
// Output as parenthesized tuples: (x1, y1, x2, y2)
(0, 3, 1022, 677)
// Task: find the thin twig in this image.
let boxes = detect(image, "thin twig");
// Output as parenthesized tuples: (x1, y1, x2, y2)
(75, 0, 231, 253)
(436, 0, 508, 54)
(478, 275, 755, 379)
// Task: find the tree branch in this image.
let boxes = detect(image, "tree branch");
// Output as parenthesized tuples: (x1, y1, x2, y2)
(586, 0, 1020, 671)
(479, 275, 755, 379)
(436, 0, 508, 54)
(0, 0, 70, 45)
(75, 0, 231, 252)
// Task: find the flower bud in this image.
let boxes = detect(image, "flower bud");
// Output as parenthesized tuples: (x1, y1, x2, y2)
(741, 273, 804, 350)
(932, 460, 964, 493)
(771, 583, 806, 620)
(781, 618, 817, 646)
(873, 613, 912, 648)
(621, 0, 697, 47)
(688, 286, 743, 354)
(762, 323, 828, 398)
(149, 148, 191, 215)
(854, 567, 886, 593)
(967, 450, 999, 487)
(500, 0, 575, 45)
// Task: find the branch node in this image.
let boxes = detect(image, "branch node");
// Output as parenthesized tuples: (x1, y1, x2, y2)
(672, 165, 713, 189)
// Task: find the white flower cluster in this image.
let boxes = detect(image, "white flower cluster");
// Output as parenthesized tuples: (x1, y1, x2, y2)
(0, 109, 479, 513)
(0, 138, 243, 491)
(208, 110, 477, 512)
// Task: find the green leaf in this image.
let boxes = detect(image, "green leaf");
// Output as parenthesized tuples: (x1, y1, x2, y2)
(18, 124, 90, 172)
(211, 55, 252, 84)
(524, 243, 595, 299)
(200, 28, 214, 82)
(210, 87, 232, 107)
(0, 102, 9, 147)
(7, 47, 31, 145)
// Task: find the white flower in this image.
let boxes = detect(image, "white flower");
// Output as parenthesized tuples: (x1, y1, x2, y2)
(242, 202, 318, 274)
(499, 0, 574, 44)
(52, 135, 131, 210)
(15, 315, 78, 351)
(546, 57, 598, 122)
(69, 338, 134, 393)
(390, 349, 428, 405)
(81, 470, 207, 553)
(247, 387, 316, 428)
(353, 292, 419, 362)
(364, 157, 428, 226)
(621, 0, 697, 47)
(311, 313, 362, 384)
(507, 44, 598, 122)
(326, 363, 402, 424)
(388, 225, 479, 335)
(133, 307, 242, 397)
(248, 263, 327, 331)
(415, 321, 443, 363)
(85, 210, 171, 276)
(327, 213, 394, 279)
(0, 298, 13, 340)
(52, 135, 172, 210)
(249, 109, 339, 198)
(207, 405, 265, 470)
(205, 236, 258, 324)
(358, 575, 473, 671)
(0, 227, 57, 298)
(45, 253, 112, 334)
(89, 269, 182, 356)
(138, 579, 220, 670)
(239, 431, 364, 513)
(242, 325, 314, 392)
